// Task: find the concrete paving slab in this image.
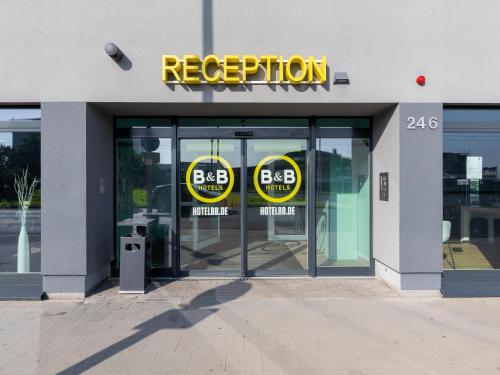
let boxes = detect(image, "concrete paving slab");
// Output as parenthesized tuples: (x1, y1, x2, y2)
(0, 278, 499, 374)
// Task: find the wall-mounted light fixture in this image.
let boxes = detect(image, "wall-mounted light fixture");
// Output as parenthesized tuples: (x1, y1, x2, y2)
(104, 42, 124, 62)
(333, 72, 350, 85)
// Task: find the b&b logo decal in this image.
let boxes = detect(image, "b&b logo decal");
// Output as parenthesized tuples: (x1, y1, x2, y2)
(253, 155, 302, 203)
(186, 155, 234, 204)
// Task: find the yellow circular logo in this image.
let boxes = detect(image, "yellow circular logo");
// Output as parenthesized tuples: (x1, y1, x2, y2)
(186, 155, 234, 204)
(253, 155, 302, 203)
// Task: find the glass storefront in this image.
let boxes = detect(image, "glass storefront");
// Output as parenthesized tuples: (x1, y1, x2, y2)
(114, 117, 371, 276)
(443, 109, 500, 270)
(0, 108, 41, 273)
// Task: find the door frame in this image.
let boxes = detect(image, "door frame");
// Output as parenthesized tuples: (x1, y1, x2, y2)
(177, 126, 310, 277)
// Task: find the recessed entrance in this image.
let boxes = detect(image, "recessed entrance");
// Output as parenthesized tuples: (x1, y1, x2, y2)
(114, 117, 371, 278)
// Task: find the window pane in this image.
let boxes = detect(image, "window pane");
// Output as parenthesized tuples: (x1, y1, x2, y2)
(115, 137, 172, 271)
(179, 118, 308, 128)
(443, 130, 500, 270)
(316, 138, 370, 268)
(116, 118, 172, 128)
(0, 132, 41, 273)
(247, 139, 308, 274)
(316, 118, 370, 128)
(0, 108, 40, 121)
(179, 139, 241, 272)
(444, 109, 500, 125)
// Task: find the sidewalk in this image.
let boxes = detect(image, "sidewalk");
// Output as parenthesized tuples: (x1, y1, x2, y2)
(0, 278, 500, 374)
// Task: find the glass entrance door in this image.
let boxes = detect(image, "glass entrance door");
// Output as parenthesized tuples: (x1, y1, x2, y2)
(247, 139, 308, 275)
(179, 136, 308, 275)
(179, 139, 242, 273)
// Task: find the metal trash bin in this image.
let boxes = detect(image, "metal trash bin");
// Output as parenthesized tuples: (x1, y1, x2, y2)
(119, 227, 152, 293)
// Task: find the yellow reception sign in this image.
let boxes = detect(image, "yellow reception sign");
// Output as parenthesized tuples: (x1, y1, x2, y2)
(162, 55, 327, 85)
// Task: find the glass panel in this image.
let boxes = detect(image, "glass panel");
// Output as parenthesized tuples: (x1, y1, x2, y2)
(443, 132, 500, 270)
(115, 137, 172, 271)
(116, 118, 172, 129)
(180, 139, 241, 272)
(0, 132, 41, 272)
(317, 118, 370, 128)
(316, 138, 370, 268)
(0, 108, 41, 121)
(444, 109, 500, 126)
(179, 118, 308, 128)
(247, 139, 308, 274)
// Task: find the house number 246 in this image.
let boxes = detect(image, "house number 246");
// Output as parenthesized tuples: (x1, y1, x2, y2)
(406, 116, 438, 130)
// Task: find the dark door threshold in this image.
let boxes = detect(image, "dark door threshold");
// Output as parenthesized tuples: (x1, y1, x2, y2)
(0, 273, 45, 300)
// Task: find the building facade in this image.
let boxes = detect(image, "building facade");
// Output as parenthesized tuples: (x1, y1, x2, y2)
(1, 0, 500, 298)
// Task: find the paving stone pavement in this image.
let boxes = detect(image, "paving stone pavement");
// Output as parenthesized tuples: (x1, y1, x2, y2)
(1, 278, 500, 375)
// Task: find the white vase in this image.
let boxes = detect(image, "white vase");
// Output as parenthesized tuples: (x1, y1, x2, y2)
(17, 223, 30, 273)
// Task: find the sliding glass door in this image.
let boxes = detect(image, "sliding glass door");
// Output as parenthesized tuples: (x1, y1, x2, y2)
(179, 139, 242, 273)
(177, 123, 310, 276)
(247, 139, 308, 275)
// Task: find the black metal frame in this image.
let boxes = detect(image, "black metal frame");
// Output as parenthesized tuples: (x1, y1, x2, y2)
(240, 139, 248, 277)
(113, 116, 374, 278)
(308, 118, 317, 276)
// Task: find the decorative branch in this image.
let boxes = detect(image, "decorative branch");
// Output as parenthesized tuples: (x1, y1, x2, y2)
(13, 168, 39, 226)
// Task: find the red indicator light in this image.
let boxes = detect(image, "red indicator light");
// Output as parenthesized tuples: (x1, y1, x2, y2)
(416, 75, 426, 86)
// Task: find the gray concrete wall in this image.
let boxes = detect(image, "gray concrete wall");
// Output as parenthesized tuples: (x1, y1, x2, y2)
(372, 106, 400, 272)
(41, 102, 112, 295)
(85, 105, 114, 291)
(399, 103, 443, 274)
(1, 0, 500, 104)
(372, 104, 443, 292)
(41, 102, 88, 294)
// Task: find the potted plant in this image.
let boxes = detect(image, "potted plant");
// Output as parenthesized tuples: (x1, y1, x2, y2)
(14, 169, 38, 273)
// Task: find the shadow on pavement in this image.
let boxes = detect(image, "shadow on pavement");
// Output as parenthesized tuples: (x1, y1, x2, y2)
(56, 279, 251, 375)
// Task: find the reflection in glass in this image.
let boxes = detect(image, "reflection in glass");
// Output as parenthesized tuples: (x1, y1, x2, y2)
(0, 132, 41, 272)
(443, 132, 500, 269)
(247, 140, 308, 274)
(115, 138, 172, 271)
(316, 138, 370, 267)
(180, 139, 241, 272)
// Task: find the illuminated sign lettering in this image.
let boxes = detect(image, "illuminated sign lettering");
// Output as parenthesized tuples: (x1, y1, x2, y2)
(162, 55, 327, 85)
